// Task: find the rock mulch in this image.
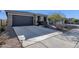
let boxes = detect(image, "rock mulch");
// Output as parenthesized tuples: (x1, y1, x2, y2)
(0, 27, 22, 48)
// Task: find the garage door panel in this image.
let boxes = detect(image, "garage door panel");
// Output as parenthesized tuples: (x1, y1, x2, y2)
(12, 15, 33, 26)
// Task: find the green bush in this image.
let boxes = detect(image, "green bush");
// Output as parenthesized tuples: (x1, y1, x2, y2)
(48, 13, 65, 25)
(72, 18, 78, 24)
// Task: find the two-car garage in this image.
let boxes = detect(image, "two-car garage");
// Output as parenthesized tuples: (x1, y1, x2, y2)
(12, 15, 33, 26)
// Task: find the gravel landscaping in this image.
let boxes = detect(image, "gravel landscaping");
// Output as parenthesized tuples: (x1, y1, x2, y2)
(0, 27, 21, 48)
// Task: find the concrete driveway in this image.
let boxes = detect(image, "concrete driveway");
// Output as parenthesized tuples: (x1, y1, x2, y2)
(13, 26, 79, 48)
(13, 26, 62, 47)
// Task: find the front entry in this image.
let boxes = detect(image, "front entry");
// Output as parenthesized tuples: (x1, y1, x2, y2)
(37, 16, 47, 26)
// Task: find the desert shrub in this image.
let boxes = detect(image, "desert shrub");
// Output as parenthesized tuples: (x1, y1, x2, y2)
(0, 26, 5, 32)
(72, 18, 78, 24)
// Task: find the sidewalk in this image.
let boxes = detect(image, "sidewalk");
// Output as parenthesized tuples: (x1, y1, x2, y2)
(25, 36, 77, 48)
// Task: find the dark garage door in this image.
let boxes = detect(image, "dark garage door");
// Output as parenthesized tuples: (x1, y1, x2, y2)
(12, 15, 33, 26)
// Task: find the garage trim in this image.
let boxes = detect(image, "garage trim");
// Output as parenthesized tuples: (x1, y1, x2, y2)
(7, 13, 35, 26)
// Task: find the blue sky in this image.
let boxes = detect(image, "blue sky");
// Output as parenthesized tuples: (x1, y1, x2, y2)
(18, 10, 79, 19)
(1, 10, 79, 20)
(0, 10, 7, 20)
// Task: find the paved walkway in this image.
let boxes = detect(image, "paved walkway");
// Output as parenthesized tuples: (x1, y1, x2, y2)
(26, 37, 76, 48)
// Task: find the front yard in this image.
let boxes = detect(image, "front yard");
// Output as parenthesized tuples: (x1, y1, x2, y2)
(0, 25, 79, 48)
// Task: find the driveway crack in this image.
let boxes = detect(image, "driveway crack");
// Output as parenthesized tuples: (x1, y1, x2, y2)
(40, 42, 48, 48)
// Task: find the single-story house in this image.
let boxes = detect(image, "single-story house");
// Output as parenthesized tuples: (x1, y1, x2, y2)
(5, 10, 49, 27)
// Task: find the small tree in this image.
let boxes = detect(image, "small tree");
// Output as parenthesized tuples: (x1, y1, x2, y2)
(48, 13, 66, 30)
(48, 13, 65, 25)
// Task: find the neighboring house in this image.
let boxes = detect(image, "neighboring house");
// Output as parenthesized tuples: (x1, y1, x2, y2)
(5, 10, 49, 27)
(65, 18, 79, 24)
(65, 18, 74, 24)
